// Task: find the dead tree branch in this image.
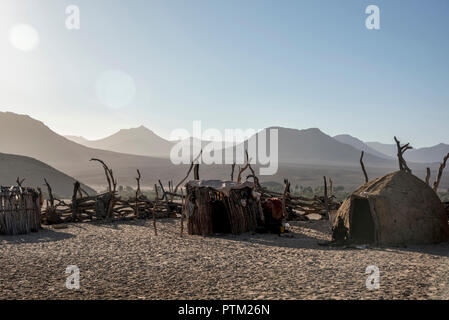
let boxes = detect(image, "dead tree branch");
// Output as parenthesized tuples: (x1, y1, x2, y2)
(172, 150, 202, 201)
(425, 167, 431, 186)
(433, 153, 449, 192)
(72, 181, 80, 221)
(43, 178, 54, 208)
(230, 163, 236, 181)
(90, 158, 117, 218)
(282, 179, 291, 219)
(90, 158, 117, 192)
(237, 150, 252, 183)
(158, 180, 171, 217)
(360, 151, 369, 183)
(193, 164, 200, 180)
(237, 164, 250, 183)
(180, 189, 185, 237)
(153, 184, 158, 235)
(135, 169, 141, 217)
(394, 136, 412, 173)
(323, 176, 329, 217)
(135, 169, 141, 196)
(16, 177, 25, 188)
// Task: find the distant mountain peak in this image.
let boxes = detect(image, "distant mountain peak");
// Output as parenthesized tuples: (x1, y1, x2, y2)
(134, 125, 149, 131)
(117, 125, 155, 134)
(267, 126, 324, 135)
(64, 135, 91, 144)
(333, 133, 393, 160)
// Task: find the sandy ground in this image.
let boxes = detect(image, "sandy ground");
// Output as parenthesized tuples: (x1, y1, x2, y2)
(1, 219, 448, 300)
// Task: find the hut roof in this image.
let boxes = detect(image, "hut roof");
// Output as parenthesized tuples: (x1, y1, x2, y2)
(332, 170, 449, 245)
(186, 180, 254, 196)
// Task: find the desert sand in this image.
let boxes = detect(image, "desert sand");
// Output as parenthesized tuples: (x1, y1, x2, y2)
(1, 219, 448, 300)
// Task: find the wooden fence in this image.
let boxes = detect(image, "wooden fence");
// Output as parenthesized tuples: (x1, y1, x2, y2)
(0, 187, 41, 235)
(41, 158, 340, 225)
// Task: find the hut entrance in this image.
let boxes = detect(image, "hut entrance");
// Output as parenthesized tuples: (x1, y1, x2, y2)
(185, 180, 260, 235)
(351, 198, 375, 243)
(211, 199, 231, 233)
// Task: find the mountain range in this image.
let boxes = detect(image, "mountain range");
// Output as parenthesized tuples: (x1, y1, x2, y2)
(333, 134, 449, 164)
(66, 125, 393, 168)
(333, 134, 394, 160)
(0, 152, 95, 198)
(66, 126, 174, 158)
(366, 141, 449, 164)
(66, 124, 449, 166)
(1, 111, 448, 194)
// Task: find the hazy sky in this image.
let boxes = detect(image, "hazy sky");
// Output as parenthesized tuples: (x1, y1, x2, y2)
(0, 0, 448, 147)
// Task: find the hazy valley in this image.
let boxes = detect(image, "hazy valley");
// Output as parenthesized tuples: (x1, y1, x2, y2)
(0, 111, 447, 197)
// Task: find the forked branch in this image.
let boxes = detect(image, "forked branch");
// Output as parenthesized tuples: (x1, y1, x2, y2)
(394, 137, 412, 173)
(433, 153, 449, 192)
(237, 150, 252, 183)
(172, 150, 202, 200)
(43, 178, 54, 207)
(16, 177, 25, 188)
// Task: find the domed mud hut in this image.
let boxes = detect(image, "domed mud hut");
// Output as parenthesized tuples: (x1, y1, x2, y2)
(332, 171, 449, 245)
(332, 138, 449, 245)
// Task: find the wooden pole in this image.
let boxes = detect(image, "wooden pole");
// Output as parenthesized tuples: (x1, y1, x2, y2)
(44, 178, 54, 209)
(135, 169, 141, 218)
(231, 163, 236, 181)
(323, 176, 329, 217)
(194, 164, 200, 180)
(282, 179, 290, 219)
(433, 153, 449, 192)
(71, 181, 80, 221)
(180, 189, 185, 237)
(158, 180, 171, 217)
(425, 167, 431, 186)
(153, 184, 158, 236)
(360, 151, 369, 183)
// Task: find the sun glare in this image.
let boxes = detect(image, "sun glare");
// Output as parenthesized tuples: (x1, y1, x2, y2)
(9, 24, 39, 51)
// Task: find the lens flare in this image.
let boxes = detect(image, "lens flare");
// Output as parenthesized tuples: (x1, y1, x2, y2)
(9, 24, 40, 51)
(95, 70, 137, 109)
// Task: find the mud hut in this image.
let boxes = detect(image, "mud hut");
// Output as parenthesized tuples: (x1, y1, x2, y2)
(184, 180, 263, 235)
(332, 171, 449, 245)
(0, 186, 41, 235)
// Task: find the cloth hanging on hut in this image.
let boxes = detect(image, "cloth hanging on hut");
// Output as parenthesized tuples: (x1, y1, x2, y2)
(185, 180, 255, 197)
